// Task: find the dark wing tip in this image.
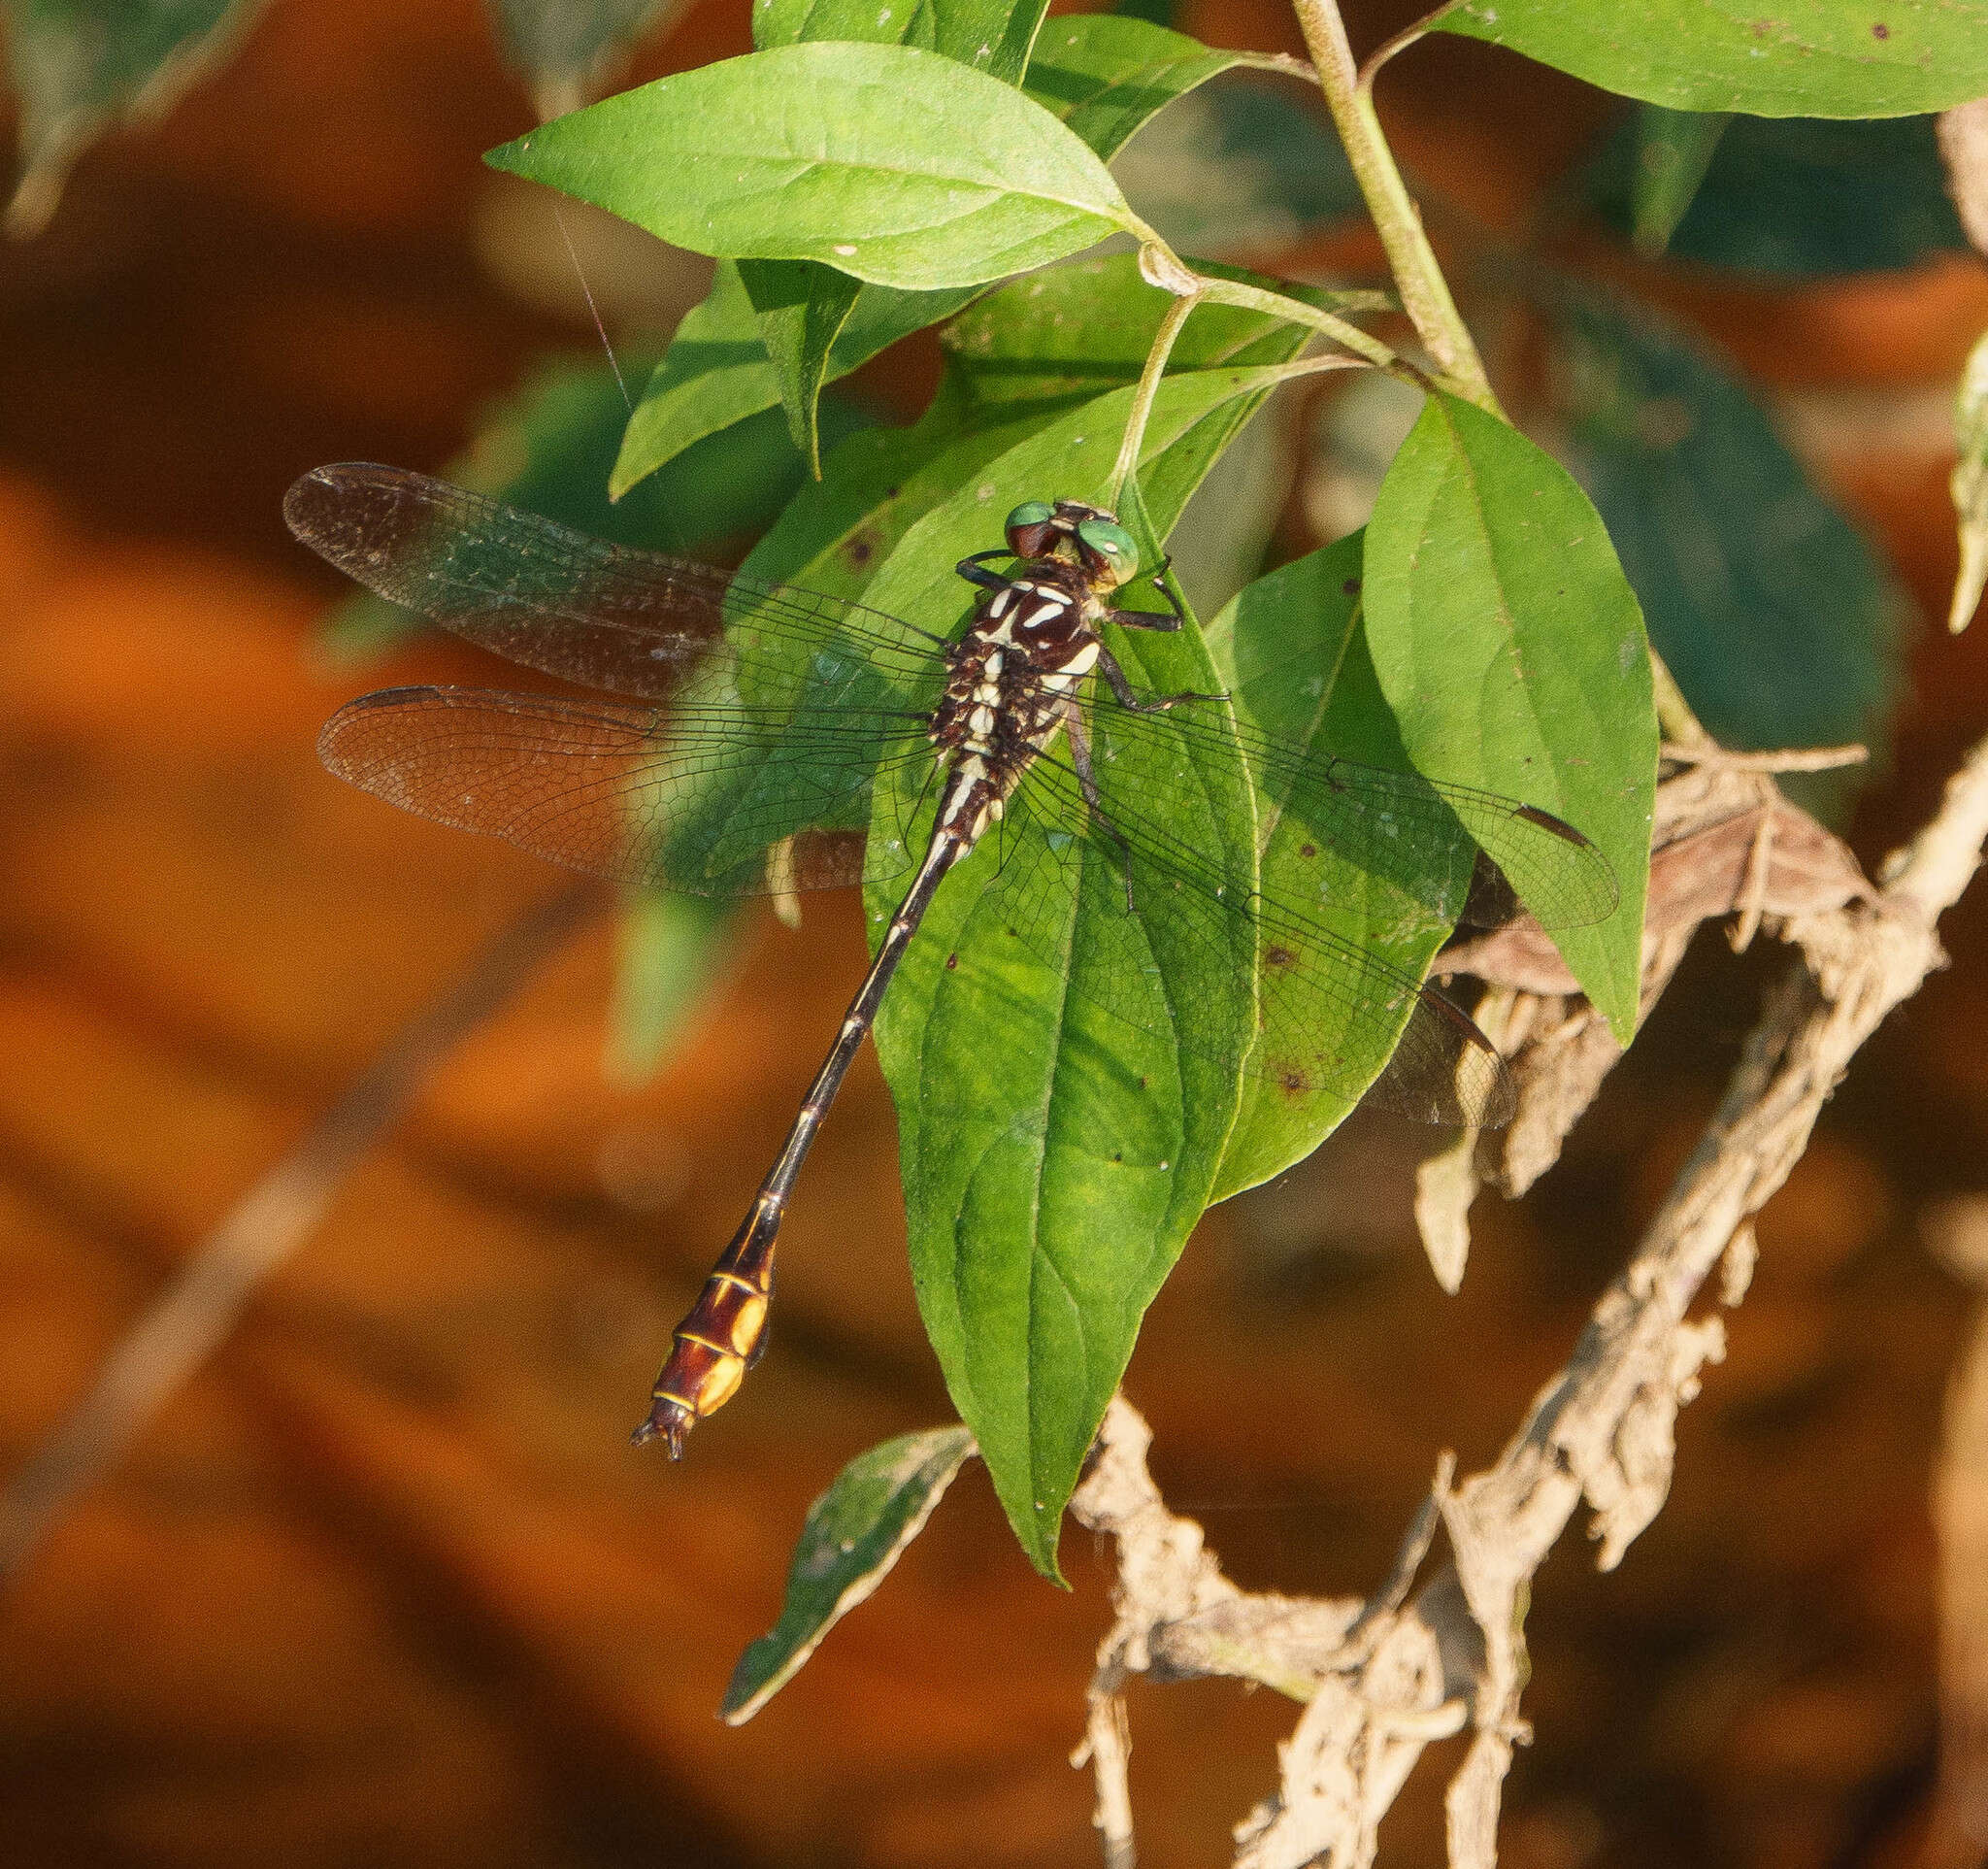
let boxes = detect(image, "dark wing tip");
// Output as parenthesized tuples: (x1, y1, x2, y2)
(1508, 803, 1621, 928)
(1427, 987, 1518, 1129)
(1513, 801, 1585, 845)
(1368, 985, 1517, 1129)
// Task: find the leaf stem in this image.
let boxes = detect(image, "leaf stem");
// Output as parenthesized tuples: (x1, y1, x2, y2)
(1649, 650, 1710, 746)
(1107, 280, 1368, 519)
(1283, 0, 1499, 414)
(1127, 237, 1396, 372)
(1107, 288, 1201, 513)
(1193, 271, 1399, 371)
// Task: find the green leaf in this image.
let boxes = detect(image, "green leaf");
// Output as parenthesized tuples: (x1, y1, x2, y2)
(733, 0, 1048, 478)
(941, 250, 1346, 611)
(862, 367, 1300, 1578)
(721, 1427, 977, 1723)
(613, 264, 980, 498)
(738, 385, 1074, 604)
(755, 0, 1044, 82)
(4, 0, 263, 235)
(610, 263, 775, 501)
(485, 0, 681, 117)
(726, 247, 1312, 691)
(1200, 535, 1451, 1198)
(1022, 13, 1264, 159)
(1436, 0, 1988, 117)
(1546, 288, 1906, 809)
(1621, 104, 1730, 257)
(1950, 330, 1988, 635)
(486, 42, 1138, 291)
(1587, 108, 1968, 274)
(738, 258, 860, 477)
(609, 14, 1263, 494)
(1365, 392, 1654, 1043)
(1109, 72, 1363, 254)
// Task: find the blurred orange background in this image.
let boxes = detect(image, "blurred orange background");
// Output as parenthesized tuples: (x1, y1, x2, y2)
(4, 3, 1988, 1865)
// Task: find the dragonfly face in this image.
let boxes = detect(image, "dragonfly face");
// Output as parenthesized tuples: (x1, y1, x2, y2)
(287, 463, 1618, 1457)
(1001, 498, 1142, 591)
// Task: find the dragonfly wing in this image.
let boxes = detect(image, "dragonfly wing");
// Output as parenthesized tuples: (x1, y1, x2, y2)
(1244, 892, 1515, 1126)
(1003, 751, 1515, 1126)
(319, 686, 936, 896)
(286, 464, 951, 706)
(1091, 697, 1618, 935)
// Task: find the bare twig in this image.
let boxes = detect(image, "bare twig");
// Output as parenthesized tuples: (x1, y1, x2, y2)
(1073, 727, 1988, 1866)
(1921, 1197, 1988, 1869)
(1658, 741, 1869, 774)
(1071, 1399, 1462, 1869)
(1071, 1398, 1245, 1866)
(1425, 731, 1988, 1854)
(0, 884, 601, 1582)
(1426, 756, 1872, 1240)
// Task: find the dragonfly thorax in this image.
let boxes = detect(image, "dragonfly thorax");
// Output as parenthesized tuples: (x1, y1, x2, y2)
(929, 557, 1105, 847)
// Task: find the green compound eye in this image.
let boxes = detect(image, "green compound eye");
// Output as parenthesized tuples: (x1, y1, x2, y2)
(1076, 517, 1139, 584)
(1005, 501, 1055, 530)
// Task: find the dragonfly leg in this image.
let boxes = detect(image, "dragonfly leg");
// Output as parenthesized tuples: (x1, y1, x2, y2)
(1105, 556, 1191, 632)
(955, 549, 1016, 592)
(1067, 708, 1140, 916)
(1097, 642, 1227, 717)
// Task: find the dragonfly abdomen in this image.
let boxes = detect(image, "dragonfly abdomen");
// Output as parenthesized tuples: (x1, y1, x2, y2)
(642, 1239, 774, 1458)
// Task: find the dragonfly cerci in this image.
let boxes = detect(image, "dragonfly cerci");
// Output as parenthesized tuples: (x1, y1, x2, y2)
(287, 464, 1616, 1456)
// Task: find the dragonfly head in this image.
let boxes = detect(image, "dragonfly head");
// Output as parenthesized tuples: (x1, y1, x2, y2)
(1003, 499, 1140, 590)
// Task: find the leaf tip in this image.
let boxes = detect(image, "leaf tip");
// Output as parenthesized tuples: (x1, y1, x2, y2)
(482, 135, 531, 176)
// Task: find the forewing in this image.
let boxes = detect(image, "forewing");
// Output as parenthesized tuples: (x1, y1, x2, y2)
(319, 686, 936, 896)
(285, 463, 949, 707)
(1092, 696, 1618, 935)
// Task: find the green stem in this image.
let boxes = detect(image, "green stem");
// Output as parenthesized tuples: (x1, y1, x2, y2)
(1129, 227, 1425, 384)
(1131, 233, 1395, 367)
(1179, 264, 1436, 397)
(1109, 289, 1370, 516)
(1284, 0, 1499, 415)
(1107, 289, 1201, 513)
(1649, 649, 1710, 745)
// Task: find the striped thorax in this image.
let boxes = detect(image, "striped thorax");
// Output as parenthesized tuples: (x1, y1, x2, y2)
(925, 502, 1135, 850)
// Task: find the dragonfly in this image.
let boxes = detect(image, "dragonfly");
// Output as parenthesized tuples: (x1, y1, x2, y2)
(287, 462, 1617, 1457)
